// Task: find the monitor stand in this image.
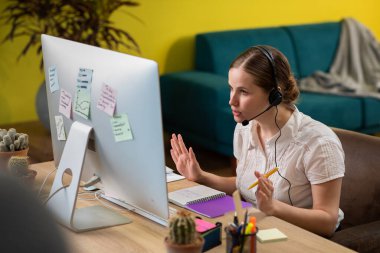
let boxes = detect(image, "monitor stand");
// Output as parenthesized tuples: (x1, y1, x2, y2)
(46, 121, 131, 232)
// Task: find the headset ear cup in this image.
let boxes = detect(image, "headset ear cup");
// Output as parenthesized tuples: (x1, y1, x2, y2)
(269, 89, 283, 106)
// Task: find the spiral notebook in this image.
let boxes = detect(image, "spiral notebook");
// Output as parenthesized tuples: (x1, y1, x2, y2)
(168, 185, 252, 218)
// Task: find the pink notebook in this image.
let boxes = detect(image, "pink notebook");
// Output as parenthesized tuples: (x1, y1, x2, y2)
(186, 195, 252, 218)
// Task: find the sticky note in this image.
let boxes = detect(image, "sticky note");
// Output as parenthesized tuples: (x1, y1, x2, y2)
(48, 65, 60, 93)
(74, 88, 91, 119)
(54, 115, 66, 141)
(256, 228, 287, 243)
(77, 68, 93, 86)
(59, 89, 72, 119)
(74, 68, 93, 119)
(111, 114, 133, 142)
(195, 218, 216, 233)
(97, 83, 117, 116)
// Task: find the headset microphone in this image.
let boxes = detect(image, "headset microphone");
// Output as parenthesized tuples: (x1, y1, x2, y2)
(241, 104, 274, 126)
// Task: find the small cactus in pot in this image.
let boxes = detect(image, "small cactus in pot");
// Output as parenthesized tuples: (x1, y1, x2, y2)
(0, 128, 29, 171)
(0, 128, 29, 152)
(165, 210, 204, 253)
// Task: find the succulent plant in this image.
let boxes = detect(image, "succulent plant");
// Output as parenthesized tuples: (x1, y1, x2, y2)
(168, 210, 197, 245)
(0, 128, 29, 152)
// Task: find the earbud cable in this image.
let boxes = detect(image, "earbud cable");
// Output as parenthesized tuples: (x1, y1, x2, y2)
(274, 106, 293, 206)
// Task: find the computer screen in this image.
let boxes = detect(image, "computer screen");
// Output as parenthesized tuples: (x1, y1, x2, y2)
(41, 34, 169, 228)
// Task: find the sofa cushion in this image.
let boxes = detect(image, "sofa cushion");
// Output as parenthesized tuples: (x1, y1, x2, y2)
(195, 27, 298, 78)
(216, 107, 236, 148)
(160, 71, 230, 143)
(297, 92, 362, 130)
(363, 97, 380, 128)
(284, 22, 341, 78)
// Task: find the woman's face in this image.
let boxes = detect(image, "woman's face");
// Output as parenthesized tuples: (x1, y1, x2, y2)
(228, 67, 269, 123)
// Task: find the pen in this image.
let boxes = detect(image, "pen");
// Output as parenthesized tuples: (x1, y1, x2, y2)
(239, 210, 248, 253)
(247, 167, 279, 190)
(233, 211, 239, 226)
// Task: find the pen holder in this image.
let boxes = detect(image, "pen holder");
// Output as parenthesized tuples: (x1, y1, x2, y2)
(225, 227, 258, 253)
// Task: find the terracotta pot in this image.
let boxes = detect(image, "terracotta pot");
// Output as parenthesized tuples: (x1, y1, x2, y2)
(164, 236, 204, 253)
(19, 169, 37, 186)
(0, 148, 29, 172)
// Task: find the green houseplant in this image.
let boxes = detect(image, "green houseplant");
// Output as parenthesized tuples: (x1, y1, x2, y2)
(165, 210, 204, 253)
(0, 0, 141, 129)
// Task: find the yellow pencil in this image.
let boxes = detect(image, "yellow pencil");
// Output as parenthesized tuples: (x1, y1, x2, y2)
(247, 167, 279, 190)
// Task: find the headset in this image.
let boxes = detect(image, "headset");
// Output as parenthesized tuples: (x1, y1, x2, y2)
(254, 45, 283, 107)
(241, 45, 283, 126)
(248, 45, 293, 206)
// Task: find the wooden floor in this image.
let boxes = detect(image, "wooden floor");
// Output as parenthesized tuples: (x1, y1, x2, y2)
(0, 121, 234, 177)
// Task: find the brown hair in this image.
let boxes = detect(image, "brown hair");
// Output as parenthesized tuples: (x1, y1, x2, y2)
(230, 46, 299, 105)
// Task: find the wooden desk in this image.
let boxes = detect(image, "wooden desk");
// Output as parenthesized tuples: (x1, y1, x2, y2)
(33, 162, 355, 253)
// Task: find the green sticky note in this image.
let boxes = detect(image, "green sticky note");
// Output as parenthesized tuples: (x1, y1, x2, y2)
(111, 114, 133, 142)
(74, 88, 91, 119)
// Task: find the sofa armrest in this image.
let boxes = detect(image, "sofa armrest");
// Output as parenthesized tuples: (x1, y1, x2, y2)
(330, 220, 380, 253)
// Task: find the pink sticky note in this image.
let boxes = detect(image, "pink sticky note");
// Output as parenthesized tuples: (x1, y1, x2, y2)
(97, 83, 117, 116)
(195, 218, 216, 233)
(59, 89, 72, 119)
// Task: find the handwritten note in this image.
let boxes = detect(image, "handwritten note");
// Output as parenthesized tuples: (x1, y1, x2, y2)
(110, 114, 133, 142)
(59, 89, 72, 119)
(54, 115, 66, 141)
(74, 68, 93, 119)
(48, 66, 60, 93)
(97, 83, 117, 116)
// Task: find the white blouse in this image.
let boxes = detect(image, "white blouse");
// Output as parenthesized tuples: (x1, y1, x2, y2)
(234, 107, 345, 210)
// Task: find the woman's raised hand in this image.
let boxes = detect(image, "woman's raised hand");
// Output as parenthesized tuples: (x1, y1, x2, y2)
(170, 134, 203, 182)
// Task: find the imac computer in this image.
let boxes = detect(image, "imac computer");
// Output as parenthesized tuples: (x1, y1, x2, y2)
(41, 34, 169, 231)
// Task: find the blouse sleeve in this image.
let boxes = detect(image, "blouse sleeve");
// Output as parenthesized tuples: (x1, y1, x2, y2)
(303, 136, 345, 185)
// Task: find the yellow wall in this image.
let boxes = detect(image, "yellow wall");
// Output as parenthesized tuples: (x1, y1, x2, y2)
(1, 0, 379, 125)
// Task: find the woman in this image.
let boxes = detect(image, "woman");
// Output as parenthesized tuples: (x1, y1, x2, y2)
(170, 46, 345, 237)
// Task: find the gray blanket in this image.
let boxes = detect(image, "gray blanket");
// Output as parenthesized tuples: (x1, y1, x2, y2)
(299, 18, 380, 99)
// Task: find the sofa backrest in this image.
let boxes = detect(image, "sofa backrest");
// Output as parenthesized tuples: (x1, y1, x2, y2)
(332, 128, 380, 229)
(195, 21, 341, 79)
(284, 22, 341, 78)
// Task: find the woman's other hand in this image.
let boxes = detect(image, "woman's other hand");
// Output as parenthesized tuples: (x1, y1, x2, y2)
(254, 170, 275, 215)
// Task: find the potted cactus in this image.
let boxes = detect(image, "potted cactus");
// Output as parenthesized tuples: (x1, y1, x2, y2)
(8, 156, 37, 185)
(165, 210, 204, 253)
(0, 128, 29, 171)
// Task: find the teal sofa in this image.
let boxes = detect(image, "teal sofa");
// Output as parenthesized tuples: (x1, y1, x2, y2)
(160, 21, 380, 156)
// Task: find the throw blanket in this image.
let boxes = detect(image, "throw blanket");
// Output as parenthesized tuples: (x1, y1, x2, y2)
(299, 18, 380, 99)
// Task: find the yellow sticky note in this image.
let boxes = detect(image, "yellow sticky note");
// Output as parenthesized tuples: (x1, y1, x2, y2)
(111, 114, 133, 142)
(256, 228, 287, 243)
